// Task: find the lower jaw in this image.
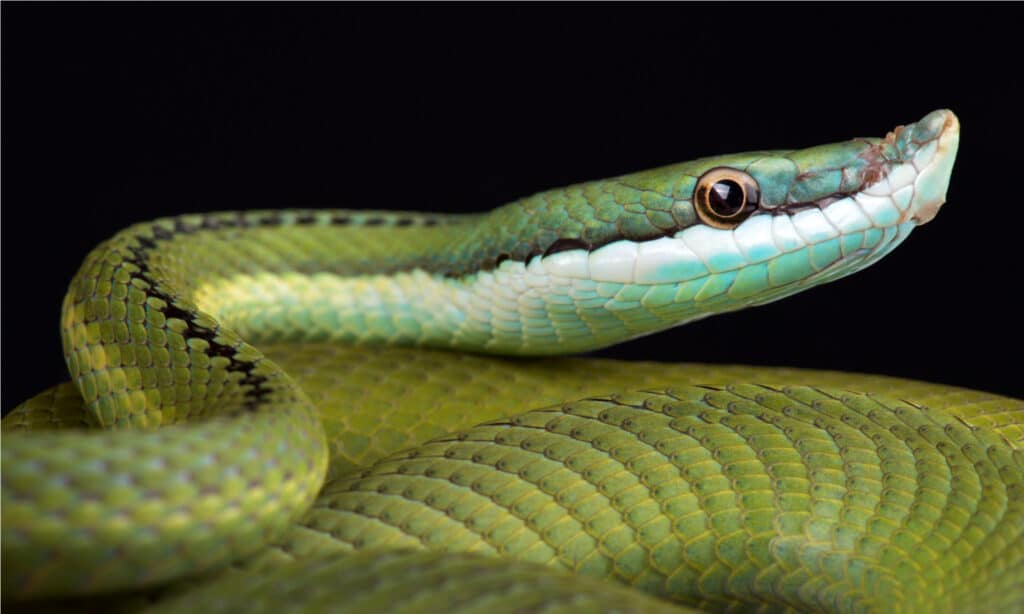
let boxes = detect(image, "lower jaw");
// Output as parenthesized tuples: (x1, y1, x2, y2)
(188, 217, 917, 357)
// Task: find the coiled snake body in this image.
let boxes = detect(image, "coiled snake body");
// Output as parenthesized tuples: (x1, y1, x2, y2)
(3, 110, 1022, 612)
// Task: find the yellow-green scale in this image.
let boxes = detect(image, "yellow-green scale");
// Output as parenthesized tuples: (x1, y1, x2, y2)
(8, 347, 1023, 612)
(5, 111, 1023, 612)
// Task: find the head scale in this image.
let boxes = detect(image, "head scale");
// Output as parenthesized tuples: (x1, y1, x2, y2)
(458, 109, 959, 354)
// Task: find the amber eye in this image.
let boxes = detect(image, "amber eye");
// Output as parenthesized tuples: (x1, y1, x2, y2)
(694, 168, 760, 229)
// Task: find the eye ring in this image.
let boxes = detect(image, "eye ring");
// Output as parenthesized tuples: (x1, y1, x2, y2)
(694, 167, 761, 229)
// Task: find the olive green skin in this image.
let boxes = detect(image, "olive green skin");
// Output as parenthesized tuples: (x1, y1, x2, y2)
(8, 348, 1022, 612)
(3, 110, 1021, 612)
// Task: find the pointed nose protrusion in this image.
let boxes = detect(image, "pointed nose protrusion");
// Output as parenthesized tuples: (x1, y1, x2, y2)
(907, 109, 960, 224)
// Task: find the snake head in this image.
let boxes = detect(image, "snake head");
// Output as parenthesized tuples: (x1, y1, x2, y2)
(461, 110, 961, 354)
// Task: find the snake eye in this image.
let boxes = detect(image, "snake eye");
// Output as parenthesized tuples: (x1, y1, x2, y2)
(694, 168, 760, 229)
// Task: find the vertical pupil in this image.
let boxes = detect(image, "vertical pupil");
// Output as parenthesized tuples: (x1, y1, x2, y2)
(709, 180, 744, 215)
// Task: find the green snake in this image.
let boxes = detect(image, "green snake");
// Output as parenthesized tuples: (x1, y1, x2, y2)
(3, 109, 1022, 612)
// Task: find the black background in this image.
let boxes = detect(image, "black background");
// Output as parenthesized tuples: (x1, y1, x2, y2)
(3, 4, 1022, 411)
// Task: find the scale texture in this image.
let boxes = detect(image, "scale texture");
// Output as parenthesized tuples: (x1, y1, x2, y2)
(3, 110, 1022, 613)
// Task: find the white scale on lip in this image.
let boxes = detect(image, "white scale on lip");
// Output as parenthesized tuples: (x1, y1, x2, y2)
(823, 198, 873, 232)
(679, 225, 746, 274)
(892, 185, 914, 211)
(541, 248, 588, 278)
(856, 192, 900, 226)
(887, 163, 917, 190)
(791, 208, 840, 244)
(732, 215, 779, 263)
(770, 215, 804, 252)
(913, 140, 938, 170)
(586, 240, 638, 284)
(634, 237, 706, 284)
(863, 176, 893, 197)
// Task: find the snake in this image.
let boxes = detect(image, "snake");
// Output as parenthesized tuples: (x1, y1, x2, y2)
(3, 108, 1022, 613)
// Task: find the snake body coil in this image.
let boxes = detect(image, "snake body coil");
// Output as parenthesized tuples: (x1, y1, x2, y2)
(3, 110, 1022, 612)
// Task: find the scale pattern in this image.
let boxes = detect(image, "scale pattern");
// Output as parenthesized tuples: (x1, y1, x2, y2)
(11, 367, 1017, 613)
(149, 551, 689, 614)
(265, 345, 1024, 477)
(4, 110, 1022, 612)
(263, 386, 1022, 613)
